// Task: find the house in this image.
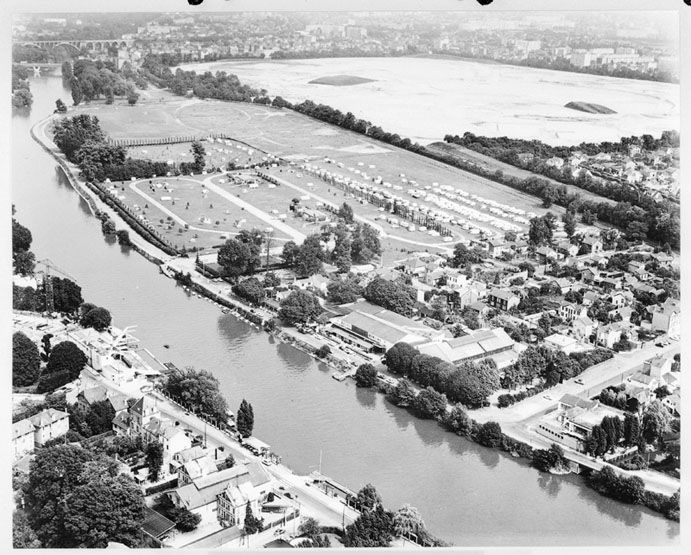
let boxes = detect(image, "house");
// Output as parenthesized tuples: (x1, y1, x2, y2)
(548, 277, 573, 295)
(453, 281, 487, 309)
(627, 260, 649, 280)
(77, 385, 129, 414)
(178, 455, 219, 485)
(580, 269, 598, 284)
(651, 298, 680, 336)
(556, 241, 579, 258)
(609, 291, 631, 308)
(559, 302, 587, 322)
(142, 417, 192, 471)
(417, 328, 516, 368)
(168, 462, 271, 526)
(663, 392, 680, 416)
(544, 333, 578, 354)
(29, 408, 70, 446)
(580, 236, 603, 254)
(595, 322, 627, 349)
(486, 289, 520, 311)
(535, 246, 562, 263)
(328, 300, 445, 353)
(572, 315, 595, 341)
(216, 462, 272, 528)
(13, 419, 35, 461)
(127, 396, 161, 437)
(643, 354, 673, 379)
(545, 156, 564, 169)
(582, 290, 599, 306)
(486, 239, 508, 258)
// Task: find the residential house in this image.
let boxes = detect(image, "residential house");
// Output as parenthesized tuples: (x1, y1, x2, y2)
(663, 392, 680, 416)
(178, 455, 219, 485)
(545, 156, 564, 169)
(486, 239, 508, 258)
(595, 322, 627, 349)
(535, 246, 562, 263)
(556, 241, 579, 258)
(548, 277, 573, 295)
(643, 354, 673, 379)
(453, 281, 487, 310)
(217, 463, 273, 528)
(29, 408, 70, 446)
(13, 419, 35, 461)
(582, 290, 599, 306)
(168, 462, 271, 526)
(580, 236, 603, 254)
(559, 302, 587, 322)
(609, 291, 632, 308)
(127, 396, 161, 437)
(77, 385, 129, 415)
(544, 333, 578, 354)
(627, 260, 649, 280)
(572, 315, 595, 341)
(486, 289, 520, 311)
(651, 298, 680, 336)
(142, 417, 192, 472)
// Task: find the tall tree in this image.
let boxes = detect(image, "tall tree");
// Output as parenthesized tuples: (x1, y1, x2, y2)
(278, 289, 322, 325)
(70, 77, 83, 106)
(218, 238, 252, 278)
(641, 400, 672, 445)
(236, 399, 255, 438)
(163, 366, 228, 424)
(393, 505, 425, 543)
(13, 331, 41, 387)
(12, 219, 33, 253)
(296, 234, 324, 277)
(80, 306, 111, 331)
(145, 442, 164, 482)
(355, 484, 382, 513)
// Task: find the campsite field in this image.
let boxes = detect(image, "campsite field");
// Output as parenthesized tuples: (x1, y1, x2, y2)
(107, 175, 292, 251)
(73, 89, 614, 257)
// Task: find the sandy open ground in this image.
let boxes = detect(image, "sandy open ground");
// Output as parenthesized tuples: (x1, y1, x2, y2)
(181, 56, 679, 147)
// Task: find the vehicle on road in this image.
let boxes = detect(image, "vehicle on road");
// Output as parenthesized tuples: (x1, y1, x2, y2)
(274, 529, 285, 537)
(543, 395, 552, 400)
(575, 379, 584, 385)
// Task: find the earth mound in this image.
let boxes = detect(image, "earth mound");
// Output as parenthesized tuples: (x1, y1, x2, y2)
(308, 75, 376, 86)
(564, 101, 617, 114)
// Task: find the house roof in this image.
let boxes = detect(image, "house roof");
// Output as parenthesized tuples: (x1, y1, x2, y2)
(173, 464, 254, 510)
(175, 446, 207, 464)
(182, 456, 218, 480)
(559, 394, 598, 410)
(142, 507, 176, 539)
(573, 316, 594, 327)
(112, 411, 130, 430)
(583, 291, 599, 302)
(488, 289, 517, 302)
(582, 236, 601, 246)
(631, 372, 656, 386)
(13, 419, 35, 439)
(545, 333, 577, 348)
(29, 408, 69, 428)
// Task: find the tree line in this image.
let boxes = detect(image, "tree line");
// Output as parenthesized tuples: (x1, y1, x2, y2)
(384, 342, 500, 408)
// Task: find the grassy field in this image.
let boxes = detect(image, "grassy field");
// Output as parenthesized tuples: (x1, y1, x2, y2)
(71, 90, 617, 257)
(127, 139, 261, 170)
(107, 175, 291, 251)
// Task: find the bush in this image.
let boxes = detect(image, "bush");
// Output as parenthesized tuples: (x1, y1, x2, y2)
(315, 345, 331, 358)
(476, 422, 503, 448)
(355, 363, 378, 388)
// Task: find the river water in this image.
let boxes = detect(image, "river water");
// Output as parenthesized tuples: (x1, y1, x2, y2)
(11, 76, 679, 546)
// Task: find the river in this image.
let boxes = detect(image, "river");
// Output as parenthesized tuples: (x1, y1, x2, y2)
(11, 76, 679, 546)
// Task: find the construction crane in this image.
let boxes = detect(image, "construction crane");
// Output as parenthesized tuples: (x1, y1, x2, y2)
(35, 258, 77, 314)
